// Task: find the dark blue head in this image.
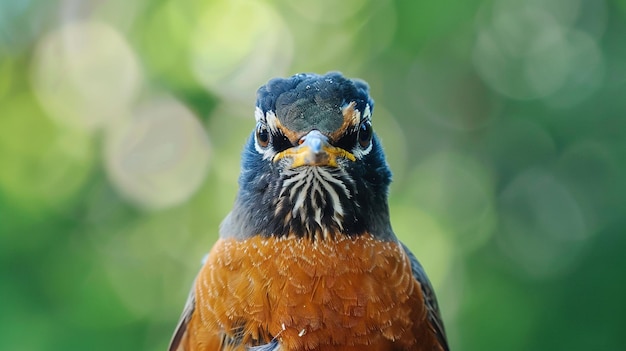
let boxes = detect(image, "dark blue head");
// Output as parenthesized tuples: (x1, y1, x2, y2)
(220, 72, 393, 240)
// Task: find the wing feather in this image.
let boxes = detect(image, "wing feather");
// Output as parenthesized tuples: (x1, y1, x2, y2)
(401, 242, 450, 351)
(168, 277, 197, 351)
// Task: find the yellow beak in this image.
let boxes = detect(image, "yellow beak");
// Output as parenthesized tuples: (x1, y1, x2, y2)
(272, 130, 356, 168)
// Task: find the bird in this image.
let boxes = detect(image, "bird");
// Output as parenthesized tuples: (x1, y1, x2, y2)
(168, 72, 449, 351)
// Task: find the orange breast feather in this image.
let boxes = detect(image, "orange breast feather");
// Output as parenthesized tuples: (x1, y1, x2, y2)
(182, 234, 441, 351)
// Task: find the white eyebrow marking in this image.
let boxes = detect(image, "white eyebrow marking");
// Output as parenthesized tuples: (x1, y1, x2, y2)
(266, 110, 280, 132)
(255, 106, 264, 122)
(363, 104, 371, 120)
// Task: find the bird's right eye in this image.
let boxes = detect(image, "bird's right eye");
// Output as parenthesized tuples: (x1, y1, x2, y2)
(358, 121, 373, 148)
(256, 124, 270, 148)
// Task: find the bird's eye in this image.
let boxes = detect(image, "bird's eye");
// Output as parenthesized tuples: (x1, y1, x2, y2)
(358, 121, 373, 148)
(256, 124, 270, 148)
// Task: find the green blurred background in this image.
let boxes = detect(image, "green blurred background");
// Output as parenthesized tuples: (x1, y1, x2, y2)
(1, 0, 625, 350)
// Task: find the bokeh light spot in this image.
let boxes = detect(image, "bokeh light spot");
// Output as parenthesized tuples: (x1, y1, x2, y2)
(473, 3, 564, 99)
(391, 206, 454, 291)
(498, 168, 589, 279)
(482, 117, 557, 176)
(524, 26, 571, 97)
(190, 0, 293, 102)
(286, 0, 368, 23)
(544, 29, 604, 107)
(408, 52, 498, 131)
(556, 140, 617, 232)
(31, 20, 141, 131)
(97, 213, 197, 320)
(140, 1, 196, 79)
(205, 103, 256, 193)
(0, 94, 95, 211)
(473, 0, 603, 105)
(104, 97, 211, 210)
(492, 0, 582, 29)
(358, 0, 397, 58)
(403, 151, 496, 252)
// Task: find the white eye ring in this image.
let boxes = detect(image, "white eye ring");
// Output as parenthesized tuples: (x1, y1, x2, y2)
(256, 124, 270, 148)
(358, 121, 373, 148)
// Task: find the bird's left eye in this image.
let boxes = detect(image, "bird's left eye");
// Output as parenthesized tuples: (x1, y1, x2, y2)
(256, 124, 270, 148)
(358, 121, 373, 148)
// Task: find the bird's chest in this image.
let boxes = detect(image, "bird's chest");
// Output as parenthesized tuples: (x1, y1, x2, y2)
(192, 234, 420, 350)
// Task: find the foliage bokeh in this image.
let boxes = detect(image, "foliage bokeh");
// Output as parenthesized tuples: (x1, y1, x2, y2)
(1, 0, 625, 350)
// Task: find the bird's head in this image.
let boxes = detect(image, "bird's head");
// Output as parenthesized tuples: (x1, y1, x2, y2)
(220, 72, 394, 240)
